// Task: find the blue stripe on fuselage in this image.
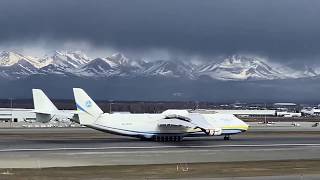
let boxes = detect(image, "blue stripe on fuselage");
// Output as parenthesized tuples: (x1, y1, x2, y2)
(93, 124, 245, 137)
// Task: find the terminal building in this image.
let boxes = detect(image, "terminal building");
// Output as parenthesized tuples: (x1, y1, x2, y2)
(273, 103, 300, 112)
(0, 108, 73, 122)
(301, 108, 320, 116)
(0, 108, 36, 122)
(192, 109, 276, 117)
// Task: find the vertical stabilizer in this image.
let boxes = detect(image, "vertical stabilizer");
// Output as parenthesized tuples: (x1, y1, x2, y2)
(73, 88, 103, 125)
(32, 89, 58, 122)
(32, 89, 58, 114)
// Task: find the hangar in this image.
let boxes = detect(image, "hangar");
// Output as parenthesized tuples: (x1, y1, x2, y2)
(192, 109, 276, 117)
(0, 108, 36, 122)
(0, 108, 73, 122)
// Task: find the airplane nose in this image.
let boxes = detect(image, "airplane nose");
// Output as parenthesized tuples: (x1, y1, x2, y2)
(236, 118, 249, 131)
(242, 121, 249, 131)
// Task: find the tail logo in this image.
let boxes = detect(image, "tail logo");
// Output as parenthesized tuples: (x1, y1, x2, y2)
(85, 100, 92, 108)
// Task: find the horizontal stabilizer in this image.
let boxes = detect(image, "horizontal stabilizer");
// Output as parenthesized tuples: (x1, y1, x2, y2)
(36, 113, 53, 123)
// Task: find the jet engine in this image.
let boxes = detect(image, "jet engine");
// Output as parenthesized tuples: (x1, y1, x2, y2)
(206, 128, 222, 136)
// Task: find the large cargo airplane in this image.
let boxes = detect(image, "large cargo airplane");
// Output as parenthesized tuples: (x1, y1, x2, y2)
(73, 88, 248, 141)
(32, 88, 249, 141)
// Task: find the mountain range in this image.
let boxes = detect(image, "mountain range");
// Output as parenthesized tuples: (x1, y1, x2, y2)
(1, 50, 320, 102)
(0, 50, 318, 81)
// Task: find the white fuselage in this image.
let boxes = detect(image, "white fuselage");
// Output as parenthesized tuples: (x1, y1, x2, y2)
(85, 113, 249, 139)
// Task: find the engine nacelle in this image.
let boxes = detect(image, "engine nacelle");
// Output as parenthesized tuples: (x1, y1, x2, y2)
(206, 128, 222, 136)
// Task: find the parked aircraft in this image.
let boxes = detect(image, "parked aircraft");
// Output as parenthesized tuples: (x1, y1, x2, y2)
(32, 89, 78, 123)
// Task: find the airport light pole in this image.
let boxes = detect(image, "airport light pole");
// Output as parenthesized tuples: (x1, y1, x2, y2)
(109, 101, 114, 113)
(9, 98, 13, 127)
(194, 101, 199, 110)
(10, 98, 13, 109)
(264, 103, 267, 124)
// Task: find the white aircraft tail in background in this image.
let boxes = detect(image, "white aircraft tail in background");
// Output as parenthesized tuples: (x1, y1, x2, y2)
(32, 89, 78, 123)
(32, 89, 60, 123)
(33, 89, 58, 115)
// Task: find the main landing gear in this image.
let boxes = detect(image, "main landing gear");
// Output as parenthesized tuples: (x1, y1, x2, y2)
(152, 136, 183, 142)
(224, 135, 231, 141)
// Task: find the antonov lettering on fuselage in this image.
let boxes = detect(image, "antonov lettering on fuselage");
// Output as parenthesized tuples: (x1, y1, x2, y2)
(32, 88, 249, 142)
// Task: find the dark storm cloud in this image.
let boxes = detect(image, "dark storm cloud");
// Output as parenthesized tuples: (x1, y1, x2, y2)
(0, 0, 320, 62)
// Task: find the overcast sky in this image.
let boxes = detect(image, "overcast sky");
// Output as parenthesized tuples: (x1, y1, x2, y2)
(0, 0, 320, 65)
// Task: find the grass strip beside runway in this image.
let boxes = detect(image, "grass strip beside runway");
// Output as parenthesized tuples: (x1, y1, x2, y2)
(1, 159, 320, 179)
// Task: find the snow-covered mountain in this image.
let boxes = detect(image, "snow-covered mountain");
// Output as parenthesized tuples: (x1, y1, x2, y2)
(142, 60, 196, 79)
(197, 55, 285, 80)
(0, 59, 40, 79)
(0, 51, 319, 80)
(73, 58, 119, 78)
(0, 51, 47, 68)
(39, 51, 92, 74)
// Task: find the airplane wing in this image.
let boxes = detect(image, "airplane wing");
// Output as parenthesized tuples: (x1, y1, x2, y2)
(157, 118, 195, 128)
(158, 112, 222, 136)
(188, 113, 223, 135)
(188, 113, 214, 129)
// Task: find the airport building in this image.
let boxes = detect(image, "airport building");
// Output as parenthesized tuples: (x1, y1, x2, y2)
(0, 108, 36, 122)
(192, 109, 276, 117)
(314, 109, 320, 115)
(276, 111, 302, 117)
(0, 108, 76, 123)
(301, 108, 320, 116)
(273, 103, 300, 112)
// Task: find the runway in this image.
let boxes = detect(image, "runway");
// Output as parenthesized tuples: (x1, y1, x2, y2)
(0, 128, 320, 168)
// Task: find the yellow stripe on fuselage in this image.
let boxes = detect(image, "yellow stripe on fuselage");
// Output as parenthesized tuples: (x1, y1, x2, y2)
(222, 125, 249, 131)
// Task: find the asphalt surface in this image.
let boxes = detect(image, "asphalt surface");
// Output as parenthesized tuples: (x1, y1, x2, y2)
(0, 128, 320, 168)
(189, 175, 320, 180)
(248, 121, 320, 131)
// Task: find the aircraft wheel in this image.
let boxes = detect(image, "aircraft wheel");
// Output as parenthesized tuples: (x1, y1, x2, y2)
(224, 135, 231, 141)
(140, 137, 148, 141)
(153, 136, 158, 142)
(166, 136, 170, 142)
(174, 136, 178, 142)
